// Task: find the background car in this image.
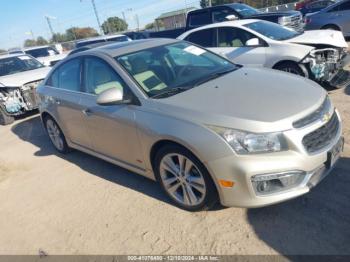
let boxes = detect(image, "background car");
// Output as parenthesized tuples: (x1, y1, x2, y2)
(0, 54, 51, 125)
(75, 34, 131, 49)
(37, 39, 343, 211)
(304, 0, 350, 37)
(299, 0, 335, 16)
(24, 45, 68, 67)
(178, 19, 350, 89)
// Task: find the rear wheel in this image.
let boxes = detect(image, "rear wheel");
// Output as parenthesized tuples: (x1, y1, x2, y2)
(154, 145, 218, 211)
(274, 62, 305, 77)
(0, 107, 14, 126)
(44, 117, 70, 154)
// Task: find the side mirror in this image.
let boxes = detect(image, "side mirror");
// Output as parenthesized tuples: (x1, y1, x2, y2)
(96, 88, 128, 106)
(225, 14, 238, 21)
(245, 38, 261, 47)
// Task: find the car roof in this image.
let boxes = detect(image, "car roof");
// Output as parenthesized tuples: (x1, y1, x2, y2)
(76, 34, 128, 44)
(74, 38, 180, 57)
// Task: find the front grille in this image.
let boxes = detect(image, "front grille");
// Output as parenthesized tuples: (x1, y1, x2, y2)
(286, 14, 303, 31)
(302, 112, 340, 154)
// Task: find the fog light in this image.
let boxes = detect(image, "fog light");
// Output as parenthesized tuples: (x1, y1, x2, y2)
(251, 171, 306, 196)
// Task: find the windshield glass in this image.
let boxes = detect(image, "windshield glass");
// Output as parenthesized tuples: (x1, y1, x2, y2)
(25, 47, 59, 58)
(244, 21, 301, 40)
(116, 42, 238, 98)
(0, 55, 44, 77)
(231, 3, 262, 17)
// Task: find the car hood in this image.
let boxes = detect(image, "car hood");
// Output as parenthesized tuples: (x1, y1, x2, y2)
(285, 30, 348, 48)
(155, 67, 326, 133)
(0, 67, 51, 87)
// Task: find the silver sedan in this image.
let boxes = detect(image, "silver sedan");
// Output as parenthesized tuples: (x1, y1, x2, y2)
(37, 39, 343, 211)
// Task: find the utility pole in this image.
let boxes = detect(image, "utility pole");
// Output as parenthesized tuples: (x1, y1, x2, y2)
(208, 0, 212, 7)
(81, 0, 104, 35)
(44, 15, 56, 41)
(135, 14, 139, 31)
(91, 0, 104, 35)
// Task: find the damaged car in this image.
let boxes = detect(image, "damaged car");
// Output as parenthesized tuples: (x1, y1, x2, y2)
(0, 54, 51, 125)
(178, 19, 350, 89)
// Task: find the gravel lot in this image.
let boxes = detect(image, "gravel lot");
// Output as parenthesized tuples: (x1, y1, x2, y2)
(0, 53, 349, 256)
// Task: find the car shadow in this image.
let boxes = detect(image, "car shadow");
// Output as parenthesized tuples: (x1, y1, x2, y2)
(11, 115, 174, 207)
(247, 157, 350, 255)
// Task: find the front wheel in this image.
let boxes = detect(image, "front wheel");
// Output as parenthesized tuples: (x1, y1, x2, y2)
(154, 145, 218, 211)
(274, 62, 305, 77)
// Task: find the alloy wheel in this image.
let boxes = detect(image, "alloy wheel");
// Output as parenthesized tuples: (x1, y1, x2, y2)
(159, 153, 206, 207)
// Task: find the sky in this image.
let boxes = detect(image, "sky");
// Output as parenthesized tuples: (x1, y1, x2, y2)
(0, 0, 200, 50)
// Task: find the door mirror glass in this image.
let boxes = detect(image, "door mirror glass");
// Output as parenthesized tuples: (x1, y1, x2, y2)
(96, 87, 125, 106)
(225, 14, 238, 21)
(245, 38, 260, 47)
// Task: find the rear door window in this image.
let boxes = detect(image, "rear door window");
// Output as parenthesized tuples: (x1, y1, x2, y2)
(185, 28, 216, 47)
(188, 11, 211, 27)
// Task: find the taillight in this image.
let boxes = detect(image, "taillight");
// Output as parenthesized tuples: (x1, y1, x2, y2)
(304, 17, 312, 24)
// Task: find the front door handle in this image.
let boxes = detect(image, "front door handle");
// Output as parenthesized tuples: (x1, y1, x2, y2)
(82, 108, 93, 116)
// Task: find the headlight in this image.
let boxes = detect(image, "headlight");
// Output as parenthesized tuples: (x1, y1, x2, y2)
(208, 126, 285, 154)
(278, 16, 291, 25)
(251, 171, 306, 195)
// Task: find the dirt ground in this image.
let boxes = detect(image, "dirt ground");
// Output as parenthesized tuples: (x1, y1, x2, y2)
(0, 68, 350, 256)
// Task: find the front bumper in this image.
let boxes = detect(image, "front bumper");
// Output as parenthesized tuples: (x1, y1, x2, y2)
(206, 113, 343, 208)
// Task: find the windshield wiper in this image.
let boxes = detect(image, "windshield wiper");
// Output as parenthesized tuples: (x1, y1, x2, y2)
(151, 87, 189, 99)
(193, 68, 237, 87)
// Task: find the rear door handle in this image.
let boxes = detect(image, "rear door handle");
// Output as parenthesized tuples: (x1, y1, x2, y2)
(82, 108, 93, 116)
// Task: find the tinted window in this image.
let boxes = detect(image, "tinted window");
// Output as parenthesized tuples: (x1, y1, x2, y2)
(337, 0, 350, 10)
(55, 59, 81, 91)
(189, 11, 211, 26)
(185, 28, 215, 47)
(212, 8, 233, 22)
(76, 39, 106, 48)
(107, 36, 129, 42)
(230, 3, 261, 17)
(25, 47, 59, 58)
(84, 57, 126, 95)
(329, 0, 350, 11)
(218, 27, 257, 47)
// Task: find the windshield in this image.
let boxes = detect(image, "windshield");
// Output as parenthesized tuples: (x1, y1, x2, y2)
(0, 55, 44, 77)
(231, 3, 262, 17)
(244, 21, 301, 40)
(116, 42, 238, 98)
(25, 47, 59, 58)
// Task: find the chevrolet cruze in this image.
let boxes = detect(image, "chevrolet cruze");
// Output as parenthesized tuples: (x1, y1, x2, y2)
(37, 39, 344, 211)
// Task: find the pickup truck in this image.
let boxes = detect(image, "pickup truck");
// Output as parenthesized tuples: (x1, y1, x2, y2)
(149, 3, 303, 38)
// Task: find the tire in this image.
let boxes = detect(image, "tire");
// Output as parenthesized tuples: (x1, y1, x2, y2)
(44, 116, 70, 154)
(274, 62, 305, 77)
(154, 144, 218, 211)
(0, 107, 15, 126)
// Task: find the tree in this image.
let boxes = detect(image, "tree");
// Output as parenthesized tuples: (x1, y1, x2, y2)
(36, 36, 49, 46)
(52, 33, 68, 43)
(102, 17, 128, 34)
(0, 49, 6, 54)
(24, 39, 37, 47)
